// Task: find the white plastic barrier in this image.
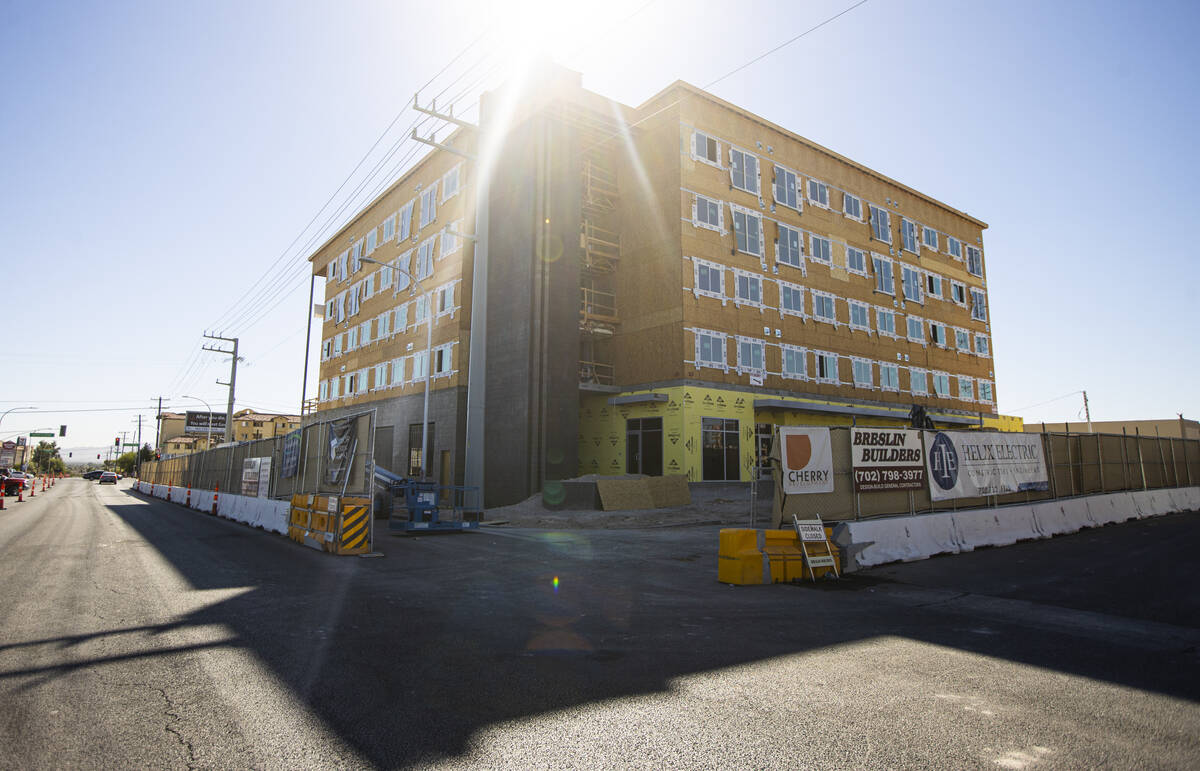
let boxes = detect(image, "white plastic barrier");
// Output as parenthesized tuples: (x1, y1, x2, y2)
(132, 481, 289, 535)
(838, 486, 1200, 570)
(951, 506, 1041, 551)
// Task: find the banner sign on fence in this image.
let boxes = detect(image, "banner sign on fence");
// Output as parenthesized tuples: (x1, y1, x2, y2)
(925, 430, 1049, 501)
(280, 430, 301, 479)
(185, 410, 227, 436)
(327, 417, 357, 485)
(778, 427, 835, 494)
(851, 428, 924, 491)
(242, 458, 262, 497)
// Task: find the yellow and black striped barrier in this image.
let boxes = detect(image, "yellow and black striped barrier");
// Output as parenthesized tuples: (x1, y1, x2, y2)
(288, 494, 372, 555)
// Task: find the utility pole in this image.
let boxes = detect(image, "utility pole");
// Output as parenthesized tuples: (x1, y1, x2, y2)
(1082, 390, 1092, 433)
(203, 333, 240, 443)
(154, 396, 163, 452)
(135, 414, 142, 477)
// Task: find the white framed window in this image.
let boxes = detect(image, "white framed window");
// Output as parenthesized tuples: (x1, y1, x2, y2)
(378, 262, 393, 291)
(416, 237, 436, 281)
(781, 345, 806, 379)
(978, 381, 994, 404)
(394, 251, 413, 293)
(412, 350, 429, 381)
(946, 236, 962, 260)
(346, 284, 360, 317)
(693, 194, 723, 232)
(811, 290, 837, 325)
(930, 321, 948, 347)
(337, 250, 349, 281)
(814, 351, 839, 384)
(875, 307, 898, 337)
(692, 258, 725, 299)
(437, 283, 455, 316)
(692, 130, 719, 165)
(326, 258, 338, 282)
(397, 200, 415, 242)
(932, 371, 951, 398)
(335, 292, 346, 323)
(966, 244, 984, 277)
(383, 213, 396, 242)
(419, 182, 439, 229)
(958, 376, 975, 402)
(925, 272, 943, 299)
(333, 333, 343, 356)
(843, 192, 863, 221)
(442, 164, 462, 202)
(441, 221, 462, 257)
(394, 302, 409, 331)
(869, 205, 891, 243)
(378, 311, 391, 338)
(694, 329, 727, 370)
(360, 319, 372, 346)
(779, 281, 805, 317)
(321, 338, 333, 360)
(950, 280, 967, 307)
(807, 178, 829, 208)
(391, 357, 407, 386)
(974, 334, 990, 357)
(773, 166, 800, 210)
(809, 234, 832, 264)
(872, 254, 895, 294)
(880, 363, 900, 392)
(373, 363, 387, 391)
(319, 380, 329, 401)
(434, 343, 454, 375)
(347, 326, 358, 350)
(736, 336, 765, 375)
(363, 273, 376, 300)
(351, 239, 364, 273)
(369, 228, 381, 255)
(845, 246, 867, 276)
(775, 223, 804, 269)
(906, 314, 925, 343)
(852, 358, 874, 389)
(954, 327, 970, 351)
(970, 288, 988, 321)
(901, 218, 919, 254)
(902, 265, 923, 303)
(909, 368, 928, 395)
(729, 147, 759, 195)
(734, 270, 762, 306)
(326, 296, 336, 320)
(731, 205, 763, 256)
(414, 294, 430, 324)
(922, 226, 938, 251)
(848, 300, 871, 332)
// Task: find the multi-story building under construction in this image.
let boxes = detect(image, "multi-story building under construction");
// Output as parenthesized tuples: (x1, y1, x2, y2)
(307, 65, 1014, 508)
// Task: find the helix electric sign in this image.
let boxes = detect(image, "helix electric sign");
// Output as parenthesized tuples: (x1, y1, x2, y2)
(924, 431, 1048, 501)
(779, 427, 834, 494)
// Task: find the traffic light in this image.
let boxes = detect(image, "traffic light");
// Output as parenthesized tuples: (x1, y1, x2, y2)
(68, 452, 72, 458)
(96, 454, 101, 459)
(114, 437, 119, 447)
(59, 425, 66, 436)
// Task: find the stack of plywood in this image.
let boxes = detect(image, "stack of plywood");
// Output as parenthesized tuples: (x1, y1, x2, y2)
(596, 475, 691, 511)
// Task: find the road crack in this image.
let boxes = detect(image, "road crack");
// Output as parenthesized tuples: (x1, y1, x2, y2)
(155, 687, 198, 769)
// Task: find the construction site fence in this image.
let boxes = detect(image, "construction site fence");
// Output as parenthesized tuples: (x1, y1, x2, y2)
(775, 428, 1200, 524)
(137, 411, 375, 500)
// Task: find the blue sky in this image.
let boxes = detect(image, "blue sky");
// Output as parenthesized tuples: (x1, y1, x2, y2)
(1, 0, 1197, 453)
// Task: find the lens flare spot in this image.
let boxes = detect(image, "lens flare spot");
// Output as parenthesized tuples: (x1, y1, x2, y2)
(552, 576, 560, 592)
(535, 233, 563, 263)
(543, 480, 565, 506)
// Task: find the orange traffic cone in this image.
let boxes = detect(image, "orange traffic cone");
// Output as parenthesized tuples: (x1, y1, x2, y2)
(186, 485, 191, 507)
(28, 481, 34, 498)
(211, 484, 219, 515)
(17, 487, 23, 503)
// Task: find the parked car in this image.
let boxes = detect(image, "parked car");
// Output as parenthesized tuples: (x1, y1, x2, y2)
(82, 470, 105, 480)
(2, 472, 31, 495)
(98, 472, 118, 485)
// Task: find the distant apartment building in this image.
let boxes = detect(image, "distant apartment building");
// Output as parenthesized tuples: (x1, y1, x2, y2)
(157, 409, 299, 453)
(231, 410, 300, 442)
(308, 65, 1010, 507)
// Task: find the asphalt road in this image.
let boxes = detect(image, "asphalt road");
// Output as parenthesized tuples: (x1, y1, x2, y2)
(1, 479, 1197, 769)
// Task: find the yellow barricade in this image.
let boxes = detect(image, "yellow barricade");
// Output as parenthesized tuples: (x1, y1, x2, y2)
(718, 527, 840, 584)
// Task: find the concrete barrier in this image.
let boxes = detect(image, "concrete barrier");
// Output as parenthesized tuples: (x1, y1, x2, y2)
(838, 486, 1200, 571)
(134, 482, 289, 535)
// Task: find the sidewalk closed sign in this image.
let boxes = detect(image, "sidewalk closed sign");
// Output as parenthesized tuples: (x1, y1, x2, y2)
(851, 428, 924, 491)
(779, 427, 834, 494)
(925, 430, 1049, 501)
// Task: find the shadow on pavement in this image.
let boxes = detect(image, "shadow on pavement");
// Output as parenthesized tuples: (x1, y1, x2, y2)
(102, 491, 1200, 767)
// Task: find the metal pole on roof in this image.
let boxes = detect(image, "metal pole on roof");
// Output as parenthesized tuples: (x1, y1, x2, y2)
(300, 273, 316, 421)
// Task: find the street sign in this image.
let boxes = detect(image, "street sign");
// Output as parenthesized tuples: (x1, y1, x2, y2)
(29, 432, 54, 437)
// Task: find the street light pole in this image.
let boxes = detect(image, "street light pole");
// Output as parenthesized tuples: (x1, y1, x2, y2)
(181, 395, 213, 486)
(360, 256, 432, 480)
(0, 406, 35, 433)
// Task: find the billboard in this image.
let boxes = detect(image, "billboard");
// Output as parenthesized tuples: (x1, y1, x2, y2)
(778, 427, 834, 494)
(0, 440, 14, 467)
(851, 428, 924, 491)
(925, 431, 1049, 501)
(185, 411, 227, 436)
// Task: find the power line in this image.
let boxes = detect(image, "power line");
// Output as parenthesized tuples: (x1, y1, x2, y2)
(1008, 390, 1084, 414)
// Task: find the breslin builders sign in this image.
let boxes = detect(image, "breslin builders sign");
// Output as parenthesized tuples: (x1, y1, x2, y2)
(851, 429, 924, 491)
(779, 427, 834, 494)
(925, 431, 1049, 501)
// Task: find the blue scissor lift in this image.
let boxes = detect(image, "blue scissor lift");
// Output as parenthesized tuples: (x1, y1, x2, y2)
(382, 473, 480, 534)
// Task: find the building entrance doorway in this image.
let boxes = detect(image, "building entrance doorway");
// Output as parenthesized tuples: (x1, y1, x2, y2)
(702, 417, 740, 481)
(625, 417, 663, 476)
